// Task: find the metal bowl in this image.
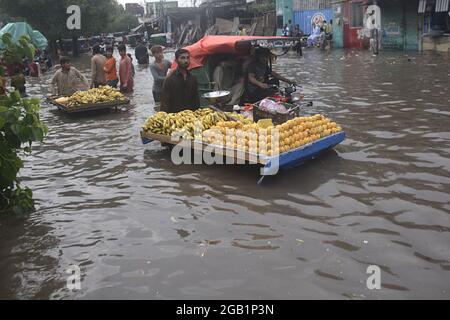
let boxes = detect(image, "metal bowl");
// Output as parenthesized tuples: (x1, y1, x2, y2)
(202, 91, 230, 105)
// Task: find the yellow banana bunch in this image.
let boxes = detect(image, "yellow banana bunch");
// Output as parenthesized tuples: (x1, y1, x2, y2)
(226, 112, 253, 125)
(142, 111, 167, 134)
(142, 108, 232, 139)
(65, 85, 126, 108)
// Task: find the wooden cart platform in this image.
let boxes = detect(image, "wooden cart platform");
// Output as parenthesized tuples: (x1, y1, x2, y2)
(140, 130, 346, 180)
(48, 97, 130, 113)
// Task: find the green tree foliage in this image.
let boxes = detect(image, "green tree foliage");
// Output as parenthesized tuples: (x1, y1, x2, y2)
(106, 2, 139, 33)
(0, 7, 17, 25)
(0, 0, 68, 40)
(0, 33, 48, 214)
(0, 0, 133, 40)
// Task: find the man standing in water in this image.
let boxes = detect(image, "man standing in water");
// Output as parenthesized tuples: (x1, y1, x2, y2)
(51, 56, 89, 96)
(135, 39, 149, 65)
(149, 45, 172, 104)
(103, 46, 118, 88)
(91, 44, 107, 88)
(118, 44, 134, 93)
(161, 48, 200, 113)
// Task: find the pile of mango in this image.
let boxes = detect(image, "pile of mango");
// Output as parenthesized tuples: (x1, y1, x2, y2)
(202, 114, 342, 156)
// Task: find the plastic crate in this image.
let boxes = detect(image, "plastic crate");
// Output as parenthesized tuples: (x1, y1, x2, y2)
(252, 98, 299, 125)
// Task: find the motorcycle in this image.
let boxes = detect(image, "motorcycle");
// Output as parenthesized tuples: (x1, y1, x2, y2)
(267, 84, 313, 108)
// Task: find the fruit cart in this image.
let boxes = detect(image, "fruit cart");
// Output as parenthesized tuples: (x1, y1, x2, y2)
(47, 86, 130, 113)
(140, 97, 345, 183)
(48, 96, 130, 113)
(140, 130, 345, 183)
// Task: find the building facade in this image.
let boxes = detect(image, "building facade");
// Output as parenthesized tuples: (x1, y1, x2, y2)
(419, 0, 450, 52)
(278, 0, 449, 51)
(276, 0, 294, 34)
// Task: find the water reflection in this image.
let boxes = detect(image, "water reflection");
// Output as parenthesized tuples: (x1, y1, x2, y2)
(0, 48, 449, 299)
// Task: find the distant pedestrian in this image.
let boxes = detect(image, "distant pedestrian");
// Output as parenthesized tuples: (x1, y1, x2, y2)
(166, 32, 173, 46)
(91, 44, 107, 88)
(325, 19, 334, 48)
(28, 60, 39, 77)
(292, 25, 303, 38)
(282, 24, 289, 37)
(135, 40, 149, 65)
(238, 25, 247, 36)
(118, 44, 133, 93)
(103, 46, 118, 88)
(127, 54, 135, 78)
(288, 20, 293, 37)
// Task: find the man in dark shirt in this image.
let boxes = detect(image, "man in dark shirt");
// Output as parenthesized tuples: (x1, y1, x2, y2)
(135, 40, 149, 65)
(246, 47, 296, 103)
(161, 48, 200, 113)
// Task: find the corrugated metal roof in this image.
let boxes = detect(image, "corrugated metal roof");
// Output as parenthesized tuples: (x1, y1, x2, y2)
(435, 0, 449, 12)
(418, 0, 427, 13)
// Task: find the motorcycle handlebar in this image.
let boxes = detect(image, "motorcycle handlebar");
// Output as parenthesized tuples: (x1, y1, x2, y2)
(269, 83, 300, 90)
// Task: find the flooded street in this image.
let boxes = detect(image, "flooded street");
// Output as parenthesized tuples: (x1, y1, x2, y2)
(0, 48, 449, 299)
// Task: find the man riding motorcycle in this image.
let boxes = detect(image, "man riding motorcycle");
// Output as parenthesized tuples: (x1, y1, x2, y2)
(245, 47, 297, 103)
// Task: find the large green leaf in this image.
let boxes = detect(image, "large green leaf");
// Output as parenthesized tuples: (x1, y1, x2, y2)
(31, 127, 44, 141)
(0, 19, 46, 215)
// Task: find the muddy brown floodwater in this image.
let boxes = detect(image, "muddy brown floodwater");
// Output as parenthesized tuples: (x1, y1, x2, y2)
(0, 48, 449, 299)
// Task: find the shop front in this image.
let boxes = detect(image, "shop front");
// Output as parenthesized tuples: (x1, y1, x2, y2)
(419, 0, 450, 51)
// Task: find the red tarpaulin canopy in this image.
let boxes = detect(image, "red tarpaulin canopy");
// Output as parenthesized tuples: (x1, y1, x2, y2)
(171, 35, 292, 70)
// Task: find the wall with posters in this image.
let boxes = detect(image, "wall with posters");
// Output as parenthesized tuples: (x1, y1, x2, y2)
(293, 9, 333, 35)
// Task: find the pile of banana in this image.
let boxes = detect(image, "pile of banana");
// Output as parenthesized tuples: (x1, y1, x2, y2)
(65, 86, 126, 108)
(223, 112, 253, 125)
(143, 110, 343, 153)
(142, 108, 230, 139)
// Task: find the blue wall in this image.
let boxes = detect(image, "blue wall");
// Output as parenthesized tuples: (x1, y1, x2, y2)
(293, 9, 333, 35)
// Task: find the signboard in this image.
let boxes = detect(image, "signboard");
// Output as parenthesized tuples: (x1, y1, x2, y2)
(385, 22, 400, 35)
(293, 9, 333, 35)
(311, 12, 326, 26)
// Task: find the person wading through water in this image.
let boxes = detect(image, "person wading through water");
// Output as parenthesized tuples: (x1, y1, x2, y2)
(160, 48, 200, 113)
(149, 45, 172, 104)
